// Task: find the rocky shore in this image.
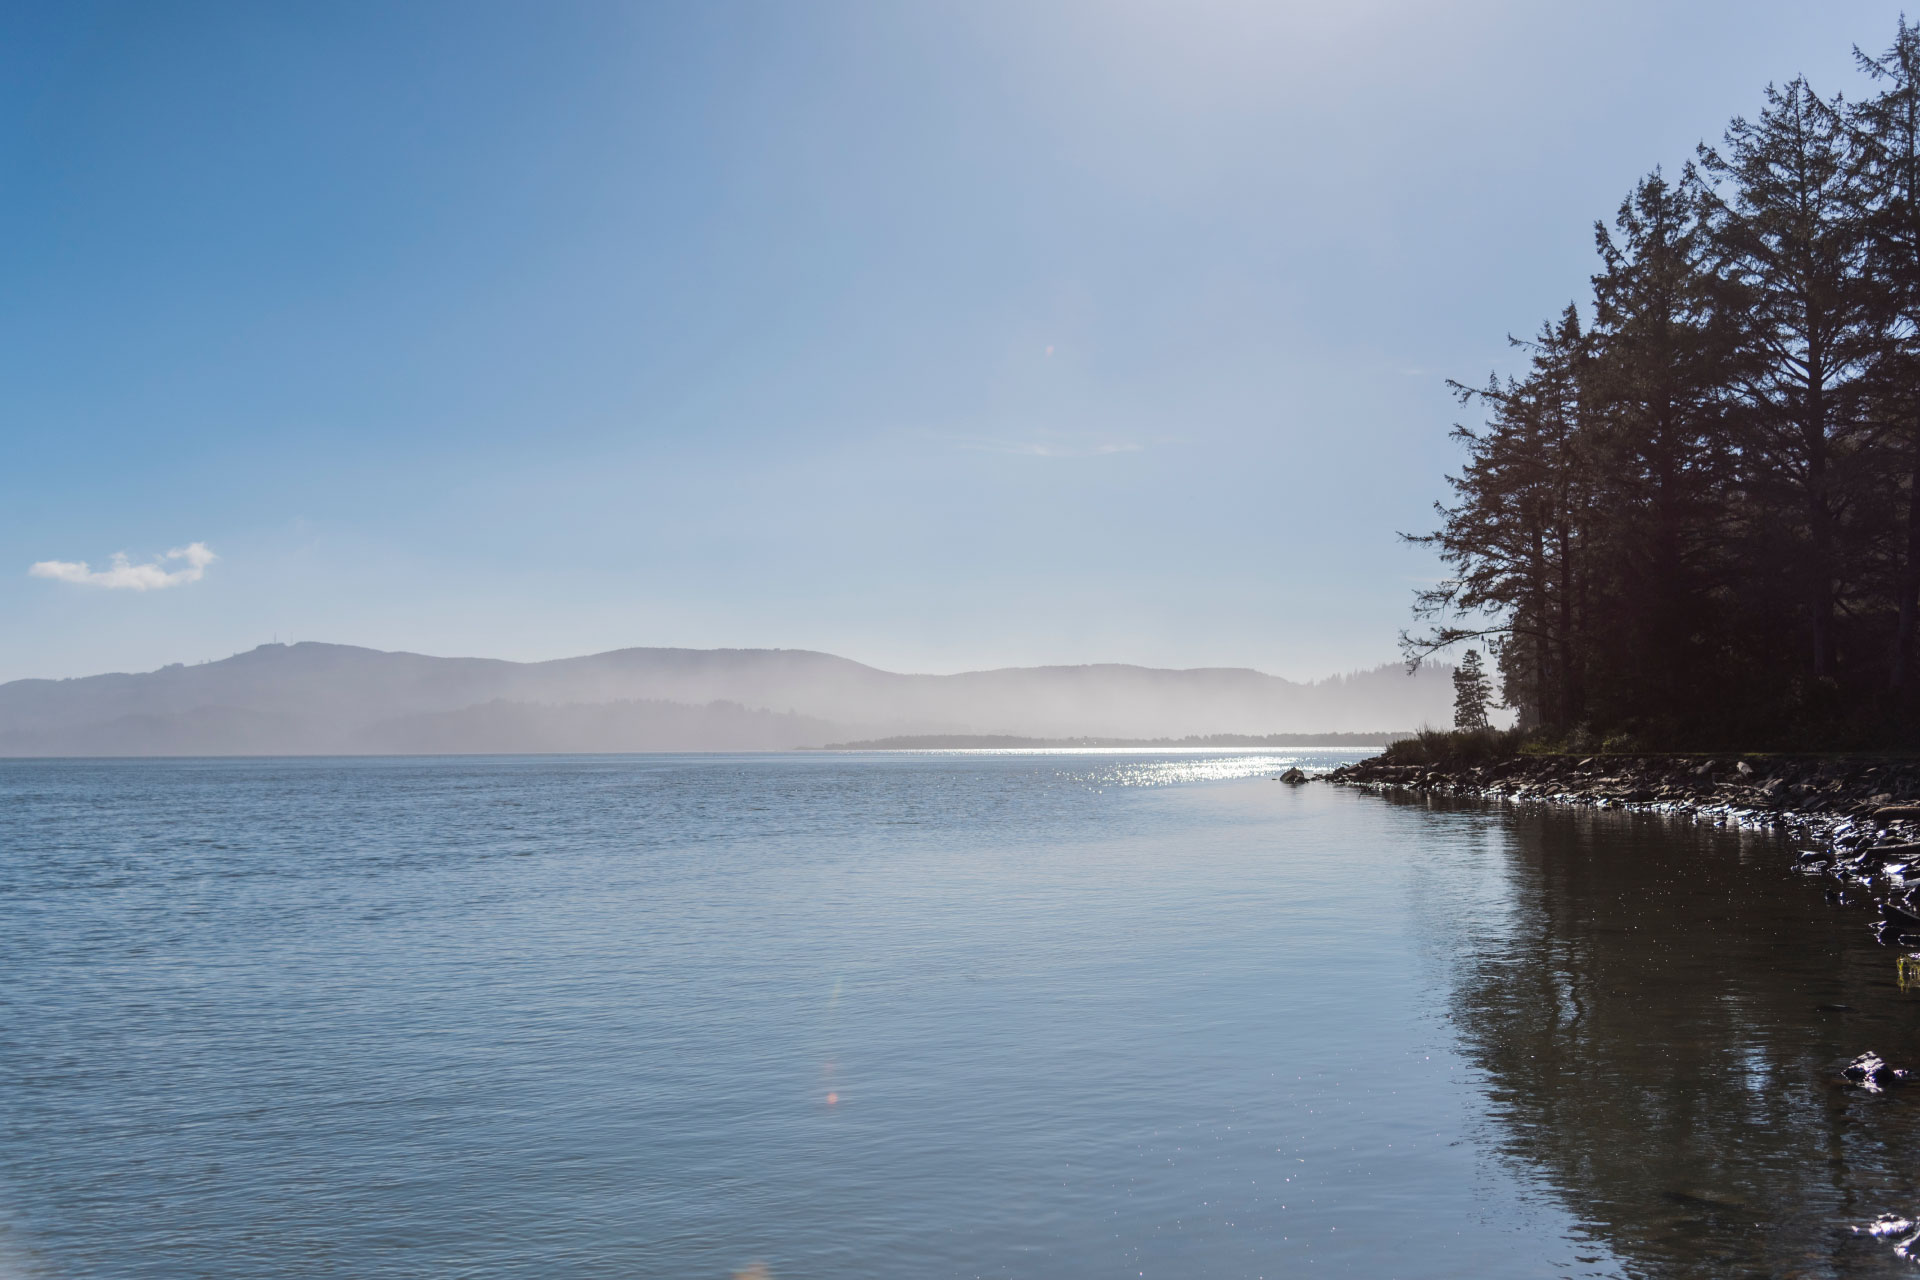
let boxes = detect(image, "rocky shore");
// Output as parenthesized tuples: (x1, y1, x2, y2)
(1315, 754, 1920, 911)
(1319, 751, 1920, 845)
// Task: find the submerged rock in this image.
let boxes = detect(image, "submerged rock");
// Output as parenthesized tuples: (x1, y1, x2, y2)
(1276, 767, 1307, 784)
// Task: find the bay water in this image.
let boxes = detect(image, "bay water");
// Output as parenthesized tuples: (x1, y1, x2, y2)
(4, 752, 1919, 1278)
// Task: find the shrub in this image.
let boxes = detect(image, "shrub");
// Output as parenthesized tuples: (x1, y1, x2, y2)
(1381, 726, 1527, 765)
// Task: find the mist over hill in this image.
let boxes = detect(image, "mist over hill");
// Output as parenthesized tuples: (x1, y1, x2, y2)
(0, 643, 1456, 756)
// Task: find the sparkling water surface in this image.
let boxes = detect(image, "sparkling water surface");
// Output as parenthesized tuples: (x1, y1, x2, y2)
(4, 752, 1919, 1278)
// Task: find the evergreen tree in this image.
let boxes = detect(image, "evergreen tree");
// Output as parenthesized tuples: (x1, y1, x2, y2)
(1406, 307, 1595, 734)
(1699, 78, 1876, 685)
(1584, 169, 1738, 730)
(1853, 20, 1920, 697)
(1453, 650, 1492, 731)
(1405, 23, 1920, 748)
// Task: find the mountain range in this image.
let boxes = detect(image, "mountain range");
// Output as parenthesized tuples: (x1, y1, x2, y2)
(0, 642, 1455, 755)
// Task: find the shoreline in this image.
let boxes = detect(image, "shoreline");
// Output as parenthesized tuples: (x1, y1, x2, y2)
(1320, 752, 1920, 934)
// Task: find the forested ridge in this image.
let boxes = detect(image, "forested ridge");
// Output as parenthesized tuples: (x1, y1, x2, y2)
(1409, 21, 1920, 749)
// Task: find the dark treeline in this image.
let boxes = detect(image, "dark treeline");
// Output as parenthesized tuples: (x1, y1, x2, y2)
(1408, 21, 1920, 749)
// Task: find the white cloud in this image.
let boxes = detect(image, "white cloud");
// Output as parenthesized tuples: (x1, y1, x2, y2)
(29, 542, 217, 591)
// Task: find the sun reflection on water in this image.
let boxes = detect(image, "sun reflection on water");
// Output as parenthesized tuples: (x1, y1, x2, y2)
(851, 747, 1375, 790)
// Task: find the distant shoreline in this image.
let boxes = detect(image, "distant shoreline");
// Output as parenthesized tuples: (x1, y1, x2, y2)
(1, 642, 1450, 756)
(808, 732, 1402, 751)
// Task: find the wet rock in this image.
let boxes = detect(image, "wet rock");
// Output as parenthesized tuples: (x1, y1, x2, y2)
(1882, 901, 1920, 936)
(1277, 767, 1307, 784)
(1329, 742, 1920, 958)
(1845, 1051, 1912, 1091)
(1855, 1214, 1920, 1264)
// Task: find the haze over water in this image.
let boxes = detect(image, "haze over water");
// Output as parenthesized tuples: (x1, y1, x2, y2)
(5, 752, 1915, 1278)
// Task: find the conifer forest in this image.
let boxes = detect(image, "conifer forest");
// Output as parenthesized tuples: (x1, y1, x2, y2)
(1409, 21, 1920, 748)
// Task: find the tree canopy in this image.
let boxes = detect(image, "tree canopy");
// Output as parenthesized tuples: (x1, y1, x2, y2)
(1408, 21, 1920, 748)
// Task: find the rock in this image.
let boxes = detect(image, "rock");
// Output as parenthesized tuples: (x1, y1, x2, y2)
(1277, 768, 1307, 784)
(1877, 805, 1920, 821)
(1737, 760, 1755, 777)
(1845, 1050, 1912, 1091)
(1855, 1213, 1920, 1264)
(1882, 900, 1920, 937)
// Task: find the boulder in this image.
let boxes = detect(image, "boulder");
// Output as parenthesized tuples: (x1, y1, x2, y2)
(1845, 1051, 1912, 1091)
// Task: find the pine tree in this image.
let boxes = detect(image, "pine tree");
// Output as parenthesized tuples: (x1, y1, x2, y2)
(1699, 78, 1876, 684)
(1853, 20, 1920, 696)
(1584, 168, 1738, 727)
(1453, 649, 1493, 731)
(1406, 307, 1595, 734)
(1405, 23, 1920, 747)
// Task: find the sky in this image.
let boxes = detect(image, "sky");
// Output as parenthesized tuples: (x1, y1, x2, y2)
(3, 0, 1913, 684)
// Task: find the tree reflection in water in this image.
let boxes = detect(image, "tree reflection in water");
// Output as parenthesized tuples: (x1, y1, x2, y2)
(1405, 793, 1920, 1278)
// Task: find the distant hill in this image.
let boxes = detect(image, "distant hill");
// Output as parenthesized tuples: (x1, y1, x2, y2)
(0, 642, 1455, 756)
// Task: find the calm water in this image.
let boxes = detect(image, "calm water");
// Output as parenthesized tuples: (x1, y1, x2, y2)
(4, 752, 1920, 1279)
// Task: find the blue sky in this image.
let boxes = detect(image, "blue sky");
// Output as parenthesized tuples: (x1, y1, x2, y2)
(2, 0, 1910, 683)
